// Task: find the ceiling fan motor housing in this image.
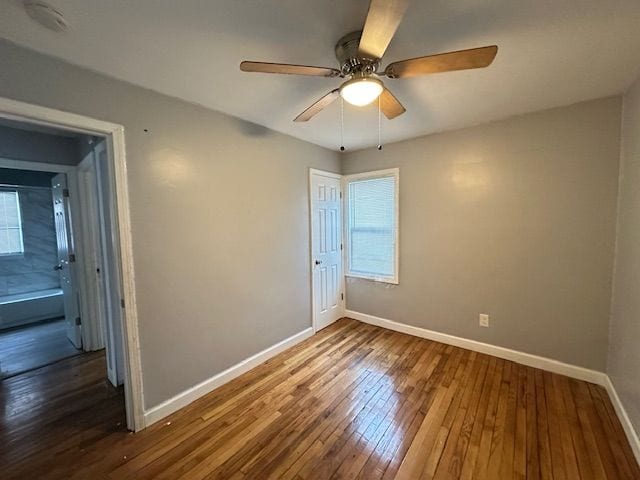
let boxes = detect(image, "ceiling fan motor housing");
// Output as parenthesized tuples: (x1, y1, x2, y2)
(239, 0, 497, 123)
(335, 31, 379, 77)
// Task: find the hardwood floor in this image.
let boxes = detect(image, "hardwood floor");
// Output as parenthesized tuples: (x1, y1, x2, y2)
(0, 350, 125, 479)
(0, 318, 81, 378)
(1, 318, 638, 479)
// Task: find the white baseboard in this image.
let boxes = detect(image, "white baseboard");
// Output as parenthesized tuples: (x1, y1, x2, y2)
(345, 310, 607, 386)
(603, 376, 640, 465)
(142, 312, 639, 466)
(346, 310, 640, 464)
(143, 327, 314, 427)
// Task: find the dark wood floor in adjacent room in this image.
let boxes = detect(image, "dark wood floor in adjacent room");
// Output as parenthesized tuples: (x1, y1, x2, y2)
(0, 350, 126, 479)
(2, 318, 638, 479)
(0, 318, 81, 378)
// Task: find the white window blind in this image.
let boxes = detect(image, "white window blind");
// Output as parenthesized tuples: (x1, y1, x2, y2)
(346, 169, 398, 283)
(0, 191, 24, 255)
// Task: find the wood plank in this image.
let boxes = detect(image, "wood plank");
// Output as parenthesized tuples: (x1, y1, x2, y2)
(558, 374, 594, 478)
(431, 352, 489, 479)
(534, 368, 554, 480)
(587, 383, 638, 479)
(1, 317, 639, 480)
(468, 356, 506, 479)
(592, 383, 640, 479)
(0, 318, 81, 379)
(513, 364, 527, 480)
(393, 349, 469, 479)
(524, 366, 540, 480)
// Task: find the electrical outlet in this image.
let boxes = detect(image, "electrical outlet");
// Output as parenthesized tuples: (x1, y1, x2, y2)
(479, 314, 489, 327)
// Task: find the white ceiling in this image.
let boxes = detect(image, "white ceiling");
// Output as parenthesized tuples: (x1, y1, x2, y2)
(1, 0, 640, 151)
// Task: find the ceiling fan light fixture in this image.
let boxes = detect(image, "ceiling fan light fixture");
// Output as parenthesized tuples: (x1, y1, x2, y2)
(339, 76, 383, 107)
(240, 0, 498, 123)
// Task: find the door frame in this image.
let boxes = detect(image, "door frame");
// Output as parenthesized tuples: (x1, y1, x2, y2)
(77, 150, 107, 354)
(90, 139, 126, 387)
(308, 168, 345, 333)
(0, 97, 144, 431)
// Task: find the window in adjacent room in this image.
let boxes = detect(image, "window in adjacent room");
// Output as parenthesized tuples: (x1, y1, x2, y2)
(0, 190, 24, 255)
(344, 168, 399, 284)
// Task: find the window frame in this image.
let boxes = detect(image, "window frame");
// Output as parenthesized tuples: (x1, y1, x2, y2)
(0, 189, 25, 257)
(343, 168, 399, 285)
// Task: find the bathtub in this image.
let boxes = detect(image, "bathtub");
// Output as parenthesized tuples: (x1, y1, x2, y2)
(0, 288, 65, 330)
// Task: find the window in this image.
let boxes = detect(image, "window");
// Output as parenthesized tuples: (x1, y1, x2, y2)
(0, 191, 24, 256)
(345, 168, 399, 284)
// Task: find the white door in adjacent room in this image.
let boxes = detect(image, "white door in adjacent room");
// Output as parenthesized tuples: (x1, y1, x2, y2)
(310, 170, 344, 331)
(52, 173, 82, 349)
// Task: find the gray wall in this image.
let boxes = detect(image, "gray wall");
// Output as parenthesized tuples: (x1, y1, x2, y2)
(0, 38, 627, 412)
(0, 167, 56, 187)
(608, 77, 640, 434)
(0, 184, 59, 297)
(0, 40, 340, 408)
(342, 97, 622, 371)
(0, 124, 80, 165)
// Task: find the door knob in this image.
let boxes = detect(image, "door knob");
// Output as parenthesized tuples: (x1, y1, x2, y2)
(315, 260, 322, 265)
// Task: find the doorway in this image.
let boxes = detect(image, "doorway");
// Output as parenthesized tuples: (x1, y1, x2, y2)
(0, 168, 83, 377)
(0, 97, 143, 431)
(0, 141, 124, 383)
(309, 169, 345, 331)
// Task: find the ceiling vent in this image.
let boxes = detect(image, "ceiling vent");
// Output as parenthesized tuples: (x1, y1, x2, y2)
(23, 1, 69, 32)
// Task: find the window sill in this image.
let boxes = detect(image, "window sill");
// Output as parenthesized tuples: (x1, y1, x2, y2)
(346, 273, 399, 285)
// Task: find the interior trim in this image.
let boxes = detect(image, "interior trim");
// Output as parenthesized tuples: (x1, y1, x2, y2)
(345, 310, 607, 385)
(0, 96, 145, 431)
(143, 327, 314, 427)
(142, 310, 639, 463)
(308, 168, 345, 333)
(346, 309, 640, 464)
(604, 376, 640, 464)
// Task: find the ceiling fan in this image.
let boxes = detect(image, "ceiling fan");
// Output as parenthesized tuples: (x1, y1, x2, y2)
(240, 0, 498, 122)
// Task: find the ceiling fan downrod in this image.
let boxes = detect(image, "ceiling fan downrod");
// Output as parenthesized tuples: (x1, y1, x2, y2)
(339, 97, 345, 152)
(240, 0, 498, 137)
(378, 95, 383, 151)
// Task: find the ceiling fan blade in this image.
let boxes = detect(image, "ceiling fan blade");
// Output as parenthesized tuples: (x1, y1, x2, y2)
(384, 45, 498, 78)
(379, 88, 406, 119)
(358, 0, 410, 60)
(240, 61, 340, 77)
(294, 89, 340, 122)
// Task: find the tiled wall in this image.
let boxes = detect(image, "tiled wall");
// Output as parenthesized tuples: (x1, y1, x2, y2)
(0, 186, 60, 297)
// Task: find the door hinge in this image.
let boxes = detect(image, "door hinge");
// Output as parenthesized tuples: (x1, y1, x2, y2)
(68, 253, 76, 263)
(340, 243, 343, 251)
(341, 293, 344, 301)
(121, 299, 126, 309)
(75, 317, 82, 326)
(340, 192, 342, 199)
(63, 188, 70, 198)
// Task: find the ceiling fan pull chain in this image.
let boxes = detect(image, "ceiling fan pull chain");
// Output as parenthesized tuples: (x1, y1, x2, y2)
(242, 2, 497, 127)
(340, 97, 345, 152)
(377, 95, 383, 150)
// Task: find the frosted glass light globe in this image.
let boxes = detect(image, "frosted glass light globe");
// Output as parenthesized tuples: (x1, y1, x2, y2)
(339, 77, 384, 106)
